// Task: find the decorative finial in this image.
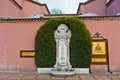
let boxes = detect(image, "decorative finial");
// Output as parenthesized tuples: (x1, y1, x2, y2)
(93, 32, 104, 39)
(95, 32, 100, 38)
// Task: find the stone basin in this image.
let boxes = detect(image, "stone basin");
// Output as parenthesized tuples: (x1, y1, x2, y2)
(51, 70, 75, 76)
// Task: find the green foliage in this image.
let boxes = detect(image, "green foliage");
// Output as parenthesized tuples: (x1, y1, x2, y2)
(50, 8, 63, 14)
(35, 17, 92, 68)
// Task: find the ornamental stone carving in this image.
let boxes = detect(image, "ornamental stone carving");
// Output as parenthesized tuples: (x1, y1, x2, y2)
(53, 24, 72, 71)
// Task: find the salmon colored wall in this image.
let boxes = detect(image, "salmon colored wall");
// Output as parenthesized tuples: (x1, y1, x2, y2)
(86, 20, 120, 72)
(22, 1, 49, 18)
(80, 0, 106, 15)
(0, 0, 21, 18)
(0, 21, 45, 71)
(0, 18, 120, 72)
(79, 5, 86, 14)
(0, 0, 49, 18)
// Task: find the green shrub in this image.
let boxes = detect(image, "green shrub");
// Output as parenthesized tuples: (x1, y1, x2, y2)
(35, 17, 92, 68)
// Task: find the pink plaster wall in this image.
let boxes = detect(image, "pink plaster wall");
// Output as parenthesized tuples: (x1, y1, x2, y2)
(0, 21, 45, 71)
(86, 20, 120, 72)
(80, 0, 106, 15)
(78, 0, 120, 16)
(0, 18, 120, 72)
(0, 0, 21, 18)
(106, 0, 120, 15)
(22, 0, 49, 18)
(0, 0, 49, 18)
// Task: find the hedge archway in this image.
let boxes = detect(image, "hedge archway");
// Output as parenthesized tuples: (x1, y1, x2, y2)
(35, 17, 92, 68)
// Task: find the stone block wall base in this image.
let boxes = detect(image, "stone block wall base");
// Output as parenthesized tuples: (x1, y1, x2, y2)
(37, 68, 89, 74)
(112, 71, 120, 74)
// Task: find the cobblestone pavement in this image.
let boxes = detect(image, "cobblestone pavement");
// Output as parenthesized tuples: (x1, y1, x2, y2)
(0, 72, 120, 80)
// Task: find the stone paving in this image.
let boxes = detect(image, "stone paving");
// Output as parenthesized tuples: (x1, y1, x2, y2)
(0, 72, 120, 80)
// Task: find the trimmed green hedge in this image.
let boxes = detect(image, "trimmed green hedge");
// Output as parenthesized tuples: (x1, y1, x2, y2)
(35, 17, 92, 68)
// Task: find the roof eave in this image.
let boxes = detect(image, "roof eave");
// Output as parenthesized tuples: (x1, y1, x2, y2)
(106, 0, 114, 6)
